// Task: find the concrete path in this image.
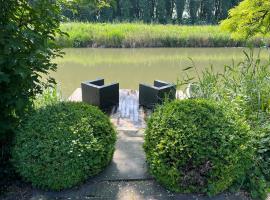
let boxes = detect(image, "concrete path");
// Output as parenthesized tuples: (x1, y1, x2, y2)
(91, 131, 151, 181)
(28, 130, 251, 200)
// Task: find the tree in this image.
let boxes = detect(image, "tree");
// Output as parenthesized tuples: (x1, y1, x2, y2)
(61, 0, 241, 25)
(139, 0, 152, 23)
(99, 6, 115, 22)
(119, 0, 132, 21)
(220, 0, 270, 39)
(0, 0, 65, 190)
(130, 0, 140, 20)
(0, 0, 112, 193)
(156, 0, 167, 23)
(62, 0, 114, 22)
(74, 0, 113, 9)
(74, 4, 98, 21)
(214, 0, 240, 22)
(175, 0, 186, 23)
(200, 0, 215, 23)
(189, 0, 200, 24)
(165, 0, 174, 22)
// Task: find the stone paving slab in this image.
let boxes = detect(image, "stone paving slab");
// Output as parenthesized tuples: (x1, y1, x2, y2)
(116, 129, 145, 137)
(91, 131, 151, 181)
(30, 180, 251, 200)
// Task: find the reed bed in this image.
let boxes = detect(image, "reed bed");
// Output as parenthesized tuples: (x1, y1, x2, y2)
(57, 22, 269, 48)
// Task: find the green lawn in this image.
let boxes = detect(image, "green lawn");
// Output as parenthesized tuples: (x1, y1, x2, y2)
(57, 22, 269, 48)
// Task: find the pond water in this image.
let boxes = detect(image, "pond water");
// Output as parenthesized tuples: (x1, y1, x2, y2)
(53, 48, 269, 97)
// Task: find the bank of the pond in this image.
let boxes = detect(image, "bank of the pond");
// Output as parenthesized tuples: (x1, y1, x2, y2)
(53, 48, 270, 97)
(57, 23, 269, 48)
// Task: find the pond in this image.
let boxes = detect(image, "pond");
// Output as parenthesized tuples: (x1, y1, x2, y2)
(54, 48, 269, 98)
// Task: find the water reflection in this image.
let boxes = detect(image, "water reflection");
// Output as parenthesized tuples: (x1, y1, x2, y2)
(53, 48, 269, 97)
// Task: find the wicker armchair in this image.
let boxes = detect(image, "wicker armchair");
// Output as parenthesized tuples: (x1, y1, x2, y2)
(139, 80, 176, 108)
(81, 79, 119, 109)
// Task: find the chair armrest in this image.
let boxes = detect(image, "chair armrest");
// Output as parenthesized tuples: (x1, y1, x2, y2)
(154, 80, 170, 87)
(99, 82, 118, 89)
(158, 84, 176, 90)
(88, 78, 104, 87)
(140, 83, 158, 90)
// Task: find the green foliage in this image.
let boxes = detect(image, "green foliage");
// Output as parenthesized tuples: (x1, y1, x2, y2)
(12, 102, 116, 190)
(255, 119, 270, 182)
(216, 0, 240, 21)
(156, 0, 167, 24)
(33, 86, 62, 109)
(241, 111, 270, 199)
(241, 115, 270, 200)
(61, 0, 240, 24)
(75, 0, 113, 9)
(189, 0, 200, 24)
(139, 0, 153, 23)
(184, 50, 270, 117)
(61, 0, 113, 22)
(144, 99, 252, 195)
(182, 49, 270, 199)
(200, 0, 215, 23)
(175, 0, 185, 23)
(119, 0, 132, 21)
(221, 0, 270, 39)
(0, 0, 64, 191)
(57, 23, 270, 48)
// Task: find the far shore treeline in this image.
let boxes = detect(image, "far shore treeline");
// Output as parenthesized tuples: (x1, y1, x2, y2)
(61, 0, 240, 24)
(57, 23, 270, 48)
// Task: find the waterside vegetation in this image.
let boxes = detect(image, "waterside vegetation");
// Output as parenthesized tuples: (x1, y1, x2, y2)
(57, 23, 270, 48)
(179, 49, 270, 199)
(2, 0, 270, 199)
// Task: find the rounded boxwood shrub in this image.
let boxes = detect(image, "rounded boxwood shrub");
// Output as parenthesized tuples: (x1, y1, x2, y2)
(12, 102, 116, 190)
(144, 99, 253, 195)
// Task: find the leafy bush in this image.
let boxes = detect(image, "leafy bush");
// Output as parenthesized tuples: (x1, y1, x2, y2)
(12, 102, 116, 190)
(238, 114, 270, 199)
(33, 86, 62, 109)
(144, 99, 252, 195)
(181, 49, 270, 199)
(0, 0, 64, 190)
(183, 49, 270, 116)
(221, 0, 270, 39)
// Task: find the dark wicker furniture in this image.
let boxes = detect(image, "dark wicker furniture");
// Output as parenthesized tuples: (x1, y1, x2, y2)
(81, 79, 119, 109)
(139, 80, 176, 108)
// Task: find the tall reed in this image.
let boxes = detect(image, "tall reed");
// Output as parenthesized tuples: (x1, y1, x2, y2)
(180, 48, 270, 199)
(57, 23, 269, 48)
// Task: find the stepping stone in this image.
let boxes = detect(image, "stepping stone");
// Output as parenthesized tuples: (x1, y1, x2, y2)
(92, 131, 151, 181)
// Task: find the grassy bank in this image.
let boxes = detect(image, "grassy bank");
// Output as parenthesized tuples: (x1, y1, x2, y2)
(57, 23, 269, 48)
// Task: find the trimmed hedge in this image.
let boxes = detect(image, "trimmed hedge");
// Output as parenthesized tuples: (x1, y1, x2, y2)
(144, 99, 253, 195)
(12, 102, 116, 190)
